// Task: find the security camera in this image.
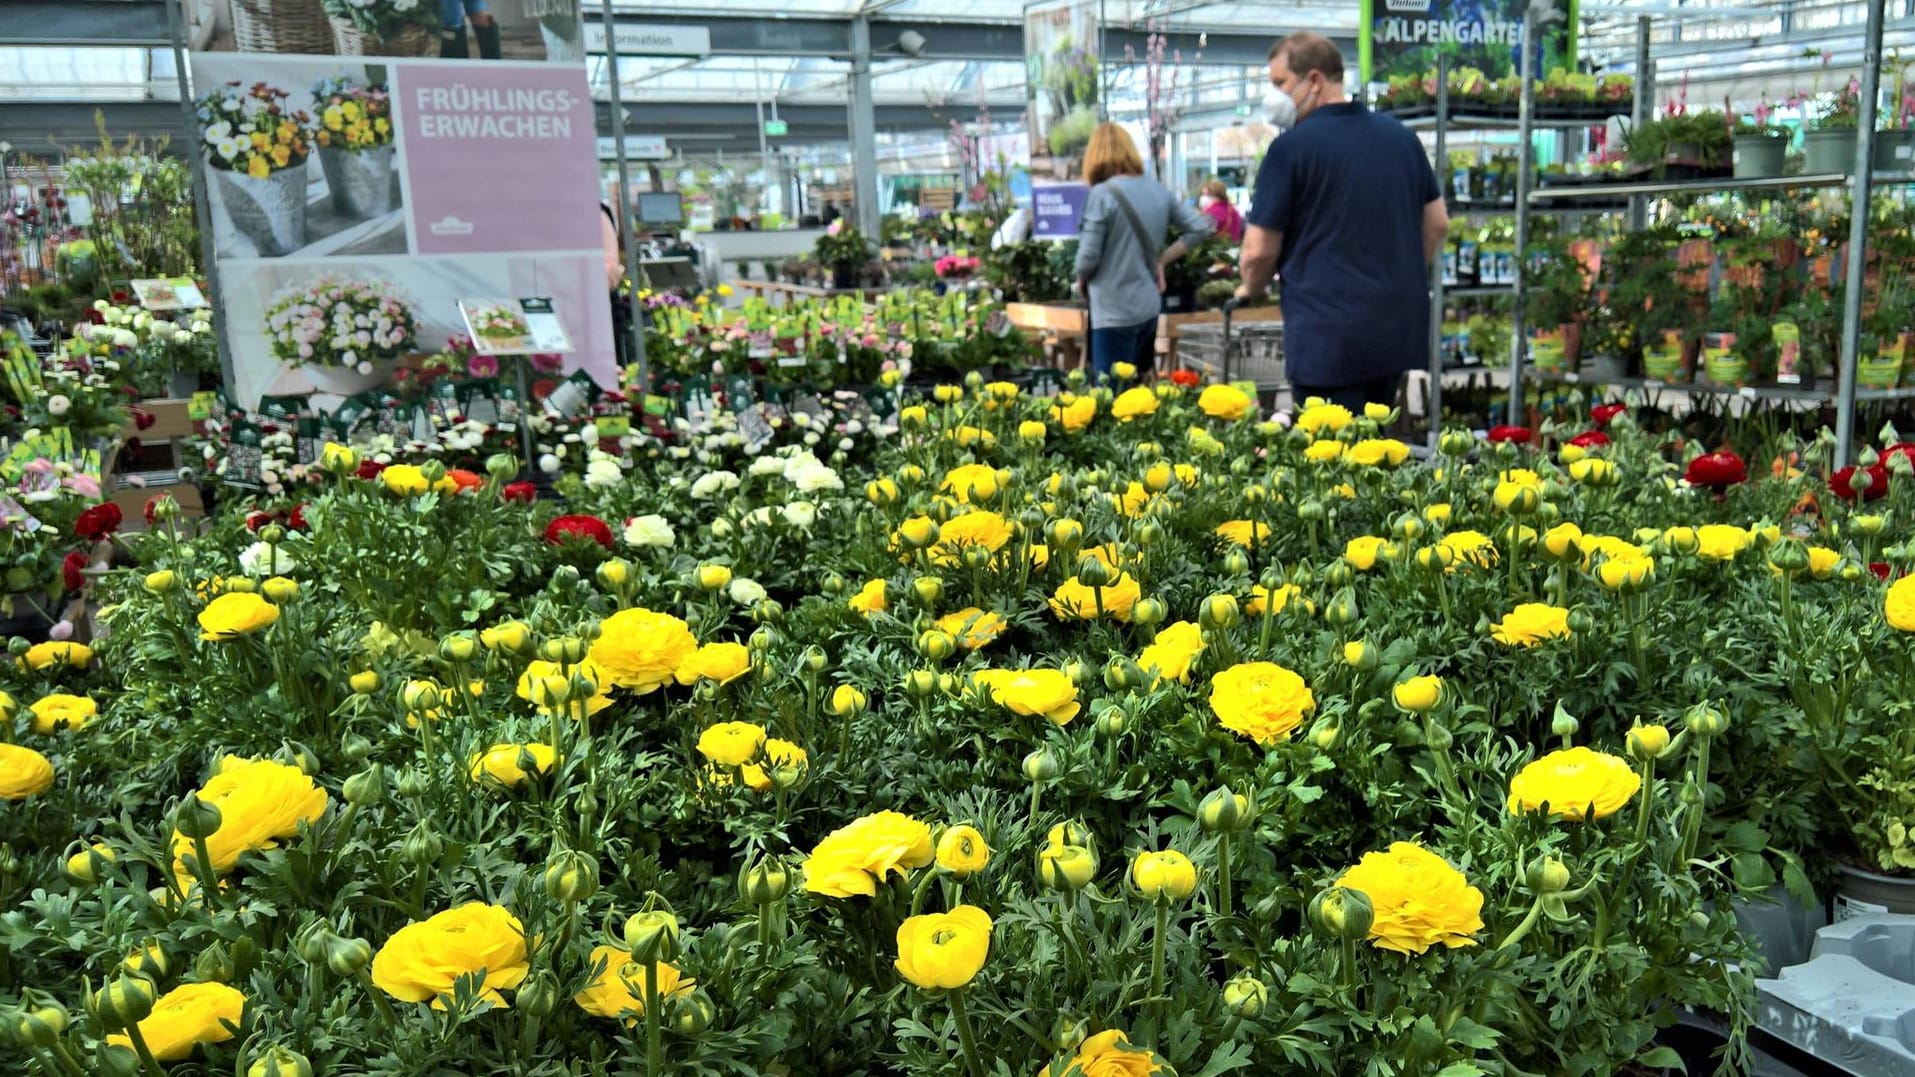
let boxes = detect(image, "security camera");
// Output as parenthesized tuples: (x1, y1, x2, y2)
(898, 30, 927, 56)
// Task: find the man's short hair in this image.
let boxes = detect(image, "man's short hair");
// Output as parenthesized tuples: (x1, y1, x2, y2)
(1269, 32, 1345, 82)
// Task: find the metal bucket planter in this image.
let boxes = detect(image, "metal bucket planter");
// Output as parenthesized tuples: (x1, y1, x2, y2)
(539, 19, 585, 62)
(213, 163, 308, 257)
(1732, 134, 1788, 179)
(317, 144, 396, 219)
(1876, 129, 1915, 173)
(1803, 128, 1857, 174)
(1835, 863, 1915, 920)
(303, 360, 394, 397)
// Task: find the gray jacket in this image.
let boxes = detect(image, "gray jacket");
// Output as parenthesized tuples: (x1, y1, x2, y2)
(1074, 175, 1213, 328)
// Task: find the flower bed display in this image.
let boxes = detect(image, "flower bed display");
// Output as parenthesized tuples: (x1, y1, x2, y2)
(264, 276, 417, 372)
(5, 374, 1915, 1075)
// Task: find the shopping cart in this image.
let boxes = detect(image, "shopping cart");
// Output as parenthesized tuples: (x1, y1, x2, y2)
(1174, 299, 1287, 396)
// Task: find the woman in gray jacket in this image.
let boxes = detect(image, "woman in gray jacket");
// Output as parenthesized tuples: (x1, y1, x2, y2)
(1074, 123, 1213, 382)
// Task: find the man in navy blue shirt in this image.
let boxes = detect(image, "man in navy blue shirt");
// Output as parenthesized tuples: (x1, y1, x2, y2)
(1236, 33, 1448, 413)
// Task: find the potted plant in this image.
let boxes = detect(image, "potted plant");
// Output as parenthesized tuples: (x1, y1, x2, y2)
(310, 77, 396, 220)
(1733, 103, 1791, 179)
(813, 220, 871, 290)
(1525, 237, 1588, 374)
(1859, 274, 1914, 390)
(195, 81, 313, 257)
(320, 0, 438, 55)
(1878, 66, 1915, 172)
(1625, 110, 1733, 179)
(265, 274, 418, 394)
(1805, 79, 1863, 174)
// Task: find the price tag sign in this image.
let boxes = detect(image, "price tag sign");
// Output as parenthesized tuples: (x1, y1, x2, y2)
(188, 391, 220, 421)
(596, 415, 632, 437)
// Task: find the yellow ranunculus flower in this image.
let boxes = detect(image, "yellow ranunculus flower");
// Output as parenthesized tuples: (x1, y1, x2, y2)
(29, 693, 96, 733)
(1596, 554, 1655, 591)
(1039, 1029, 1166, 1077)
(894, 904, 993, 989)
(170, 757, 327, 880)
(936, 824, 991, 878)
(1198, 383, 1253, 421)
(1423, 502, 1453, 526)
(848, 578, 889, 616)
(931, 511, 1014, 567)
(481, 620, 531, 653)
(940, 463, 1001, 505)
(381, 464, 430, 496)
(589, 607, 698, 694)
(1049, 572, 1143, 622)
(1542, 522, 1583, 560)
(1245, 583, 1311, 617)
(468, 743, 558, 788)
(1364, 402, 1392, 421)
(1209, 661, 1315, 745)
(197, 591, 280, 641)
(575, 944, 691, 1021)
(1019, 419, 1049, 443)
(0, 743, 55, 800)
(974, 668, 1082, 725)
(22, 640, 92, 671)
(1489, 603, 1572, 647)
(1304, 439, 1344, 463)
(1437, 529, 1497, 568)
(1110, 386, 1160, 421)
(741, 738, 807, 792)
(1131, 849, 1198, 903)
(1343, 535, 1397, 571)
(515, 658, 614, 717)
(1807, 546, 1841, 579)
(802, 810, 935, 897)
(1347, 438, 1410, 467)
(936, 607, 1007, 650)
(106, 981, 245, 1061)
(1695, 524, 1753, 561)
(1335, 841, 1484, 954)
(1135, 621, 1206, 685)
(1295, 402, 1353, 436)
(1507, 746, 1641, 821)
(1568, 457, 1617, 484)
(1053, 393, 1098, 433)
(695, 721, 767, 766)
(1392, 674, 1444, 712)
(1888, 576, 1915, 631)
(1215, 520, 1270, 548)
(675, 641, 752, 686)
(371, 903, 529, 1008)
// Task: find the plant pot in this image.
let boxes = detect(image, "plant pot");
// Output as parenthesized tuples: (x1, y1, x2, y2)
(831, 265, 856, 290)
(1859, 334, 1908, 390)
(1586, 353, 1628, 381)
(328, 16, 437, 56)
(539, 19, 584, 62)
(1642, 330, 1689, 382)
(317, 145, 396, 220)
(1875, 129, 1915, 174)
(212, 164, 308, 258)
(1700, 331, 1748, 386)
(167, 371, 201, 399)
(1732, 134, 1789, 179)
(302, 360, 393, 396)
(1804, 129, 1858, 175)
(1528, 325, 1572, 373)
(0, 593, 57, 644)
(1835, 863, 1915, 919)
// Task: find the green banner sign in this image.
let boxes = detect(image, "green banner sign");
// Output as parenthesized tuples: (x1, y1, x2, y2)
(1360, 0, 1578, 83)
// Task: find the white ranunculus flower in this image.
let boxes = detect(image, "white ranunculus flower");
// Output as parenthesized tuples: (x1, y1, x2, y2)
(711, 518, 735, 538)
(689, 470, 740, 499)
(749, 455, 787, 477)
(46, 395, 71, 416)
(727, 577, 767, 605)
(783, 501, 817, 528)
(622, 514, 675, 549)
(538, 453, 561, 473)
(790, 464, 843, 493)
(584, 457, 622, 489)
(238, 540, 298, 577)
(743, 506, 774, 529)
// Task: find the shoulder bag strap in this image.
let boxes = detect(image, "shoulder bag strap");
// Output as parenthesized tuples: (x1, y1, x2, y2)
(1105, 185, 1162, 273)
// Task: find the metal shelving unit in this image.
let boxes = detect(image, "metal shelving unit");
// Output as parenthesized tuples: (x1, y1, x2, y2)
(1498, 0, 1898, 467)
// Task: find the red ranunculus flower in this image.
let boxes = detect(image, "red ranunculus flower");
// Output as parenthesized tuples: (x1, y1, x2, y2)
(1487, 425, 1532, 445)
(130, 407, 157, 431)
(445, 468, 484, 492)
(74, 503, 122, 541)
(245, 511, 271, 532)
(1591, 403, 1627, 425)
(503, 482, 538, 504)
(1883, 442, 1915, 475)
(62, 550, 87, 592)
(1568, 430, 1610, 449)
(143, 495, 168, 528)
(288, 504, 308, 530)
(1169, 369, 1201, 388)
(356, 459, 387, 480)
(544, 514, 613, 548)
(1830, 463, 1889, 502)
(1685, 450, 1747, 490)
(1872, 562, 1895, 581)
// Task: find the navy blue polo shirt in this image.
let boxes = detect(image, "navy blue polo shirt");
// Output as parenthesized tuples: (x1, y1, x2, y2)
(1247, 102, 1439, 388)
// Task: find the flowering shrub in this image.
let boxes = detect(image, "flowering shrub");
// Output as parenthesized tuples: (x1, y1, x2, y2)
(194, 82, 312, 180)
(310, 77, 394, 154)
(264, 276, 417, 370)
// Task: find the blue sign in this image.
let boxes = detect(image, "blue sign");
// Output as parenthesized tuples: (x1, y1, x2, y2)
(1032, 182, 1088, 240)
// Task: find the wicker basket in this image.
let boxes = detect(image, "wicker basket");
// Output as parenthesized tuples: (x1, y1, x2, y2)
(231, 0, 333, 53)
(327, 17, 437, 56)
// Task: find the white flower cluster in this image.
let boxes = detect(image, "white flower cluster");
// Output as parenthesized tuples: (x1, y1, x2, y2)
(622, 513, 675, 549)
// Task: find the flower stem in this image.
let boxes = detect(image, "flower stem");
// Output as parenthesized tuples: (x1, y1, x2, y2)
(1028, 780, 1043, 830)
(1496, 896, 1546, 951)
(190, 834, 221, 913)
(644, 961, 664, 1076)
(123, 1024, 166, 1077)
(948, 988, 987, 1077)
(1216, 835, 1234, 919)
(1150, 901, 1169, 1000)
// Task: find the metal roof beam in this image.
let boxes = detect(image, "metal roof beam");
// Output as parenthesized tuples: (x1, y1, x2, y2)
(0, 0, 172, 45)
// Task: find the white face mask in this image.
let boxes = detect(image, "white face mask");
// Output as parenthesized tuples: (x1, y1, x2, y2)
(1263, 86, 1296, 128)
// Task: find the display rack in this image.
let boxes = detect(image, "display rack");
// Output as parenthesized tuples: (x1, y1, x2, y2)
(1497, 0, 1898, 467)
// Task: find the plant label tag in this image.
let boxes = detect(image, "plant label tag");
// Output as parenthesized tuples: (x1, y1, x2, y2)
(596, 415, 631, 438)
(189, 391, 220, 422)
(1773, 322, 1802, 384)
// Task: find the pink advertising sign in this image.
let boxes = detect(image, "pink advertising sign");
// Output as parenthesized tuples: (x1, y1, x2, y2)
(394, 63, 601, 254)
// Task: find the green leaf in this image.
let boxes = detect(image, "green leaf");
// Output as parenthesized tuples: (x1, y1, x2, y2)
(1190, 1040, 1256, 1077)
(1636, 1045, 1688, 1072)
(1447, 1017, 1501, 1050)
(1434, 1063, 1487, 1077)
